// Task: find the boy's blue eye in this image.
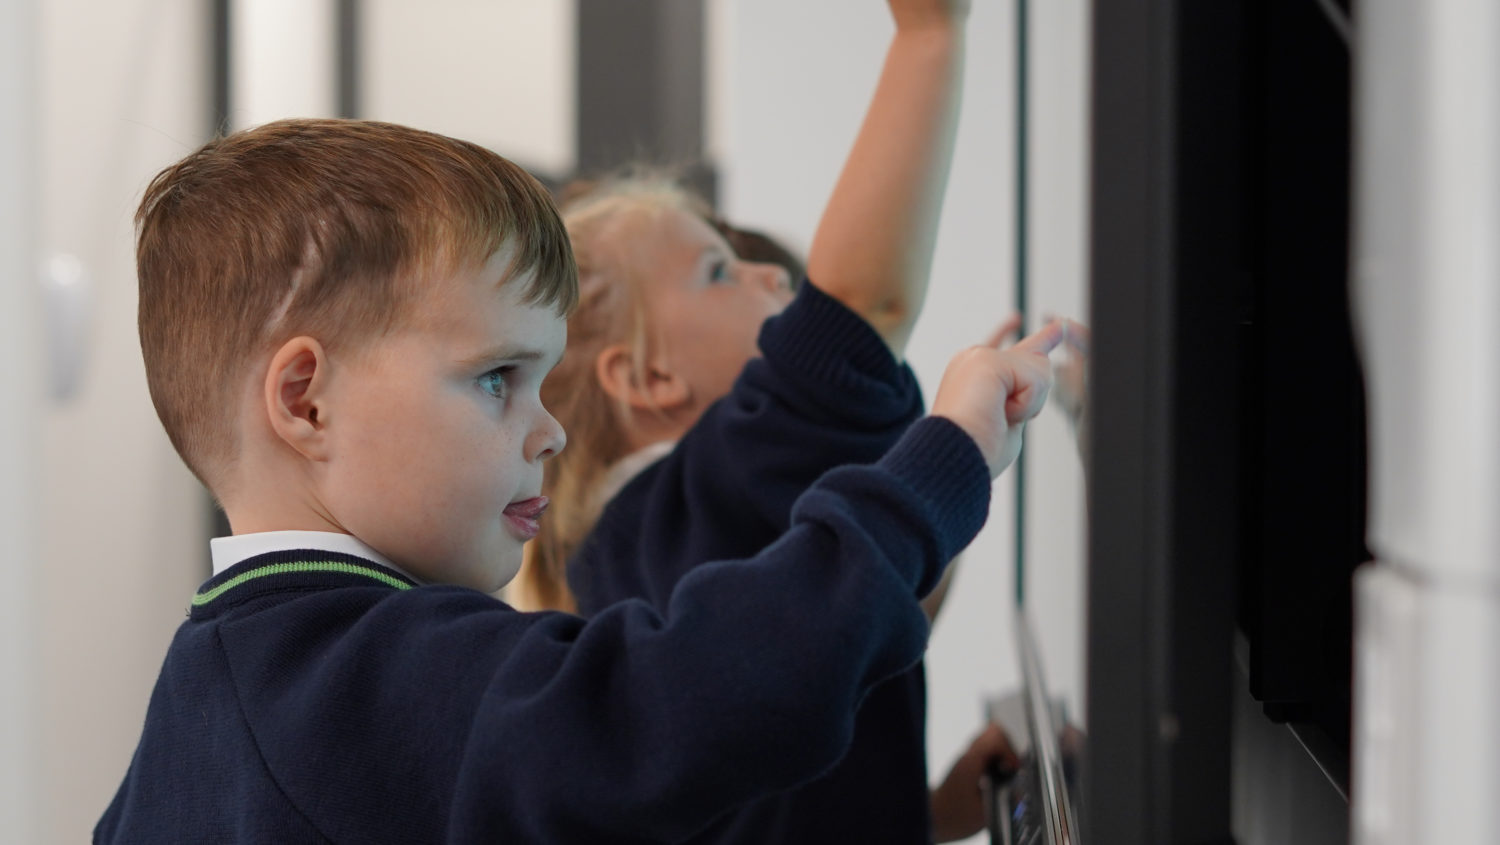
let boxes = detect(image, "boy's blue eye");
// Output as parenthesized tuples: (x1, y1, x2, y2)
(708, 261, 731, 283)
(479, 367, 511, 398)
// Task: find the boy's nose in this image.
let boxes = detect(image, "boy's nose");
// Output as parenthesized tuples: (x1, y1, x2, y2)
(530, 409, 567, 462)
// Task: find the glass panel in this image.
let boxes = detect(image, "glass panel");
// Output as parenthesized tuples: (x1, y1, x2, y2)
(1016, 0, 1090, 728)
(1005, 0, 1091, 839)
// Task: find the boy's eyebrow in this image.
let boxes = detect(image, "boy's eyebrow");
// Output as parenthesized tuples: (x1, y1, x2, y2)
(457, 345, 548, 368)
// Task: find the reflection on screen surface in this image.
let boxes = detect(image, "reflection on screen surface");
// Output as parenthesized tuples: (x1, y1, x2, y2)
(1005, 0, 1090, 840)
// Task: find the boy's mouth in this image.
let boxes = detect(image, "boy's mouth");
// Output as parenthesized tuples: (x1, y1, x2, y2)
(502, 496, 549, 540)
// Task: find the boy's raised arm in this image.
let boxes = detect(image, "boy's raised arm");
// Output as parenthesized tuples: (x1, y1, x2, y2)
(804, 0, 970, 359)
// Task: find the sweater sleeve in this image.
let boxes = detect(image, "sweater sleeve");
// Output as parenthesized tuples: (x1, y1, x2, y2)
(569, 280, 926, 615)
(223, 418, 989, 844)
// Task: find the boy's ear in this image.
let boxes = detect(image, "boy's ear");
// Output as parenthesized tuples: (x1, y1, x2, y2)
(594, 343, 691, 414)
(264, 336, 333, 461)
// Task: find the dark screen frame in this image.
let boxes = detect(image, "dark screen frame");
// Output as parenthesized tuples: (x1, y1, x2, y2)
(1083, 0, 1249, 841)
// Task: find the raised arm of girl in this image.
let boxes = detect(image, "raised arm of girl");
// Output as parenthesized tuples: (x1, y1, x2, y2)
(806, 0, 970, 358)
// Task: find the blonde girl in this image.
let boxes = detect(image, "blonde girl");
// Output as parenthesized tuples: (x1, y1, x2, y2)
(519, 2, 1022, 842)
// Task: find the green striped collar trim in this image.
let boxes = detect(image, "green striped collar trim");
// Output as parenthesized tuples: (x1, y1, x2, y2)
(192, 560, 414, 607)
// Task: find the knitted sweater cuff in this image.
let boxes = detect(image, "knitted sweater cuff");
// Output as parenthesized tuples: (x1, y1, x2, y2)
(877, 416, 992, 566)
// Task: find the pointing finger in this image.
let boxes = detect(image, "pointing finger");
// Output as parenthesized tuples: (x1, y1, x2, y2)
(982, 313, 1025, 348)
(1011, 319, 1067, 357)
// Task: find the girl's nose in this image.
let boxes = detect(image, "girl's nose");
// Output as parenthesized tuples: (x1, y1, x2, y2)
(750, 261, 791, 294)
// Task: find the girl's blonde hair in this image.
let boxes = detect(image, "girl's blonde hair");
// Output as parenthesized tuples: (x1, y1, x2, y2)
(511, 173, 709, 612)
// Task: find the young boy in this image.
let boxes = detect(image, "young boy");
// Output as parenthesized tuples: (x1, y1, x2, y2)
(96, 118, 1062, 843)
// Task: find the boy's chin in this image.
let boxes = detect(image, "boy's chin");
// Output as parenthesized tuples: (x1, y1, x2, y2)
(461, 548, 522, 595)
(404, 541, 521, 593)
(489, 556, 524, 594)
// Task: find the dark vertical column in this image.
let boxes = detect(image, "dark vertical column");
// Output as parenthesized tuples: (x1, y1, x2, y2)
(210, 0, 231, 135)
(576, 0, 711, 199)
(336, 0, 360, 119)
(207, 0, 235, 557)
(1239, 0, 1364, 751)
(1162, 4, 1247, 841)
(1085, 0, 1245, 841)
(1084, 0, 1172, 836)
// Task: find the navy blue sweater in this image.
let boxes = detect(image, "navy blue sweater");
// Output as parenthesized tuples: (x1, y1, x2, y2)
(567, 282, 938, 844)
(95, 417, 989, 844)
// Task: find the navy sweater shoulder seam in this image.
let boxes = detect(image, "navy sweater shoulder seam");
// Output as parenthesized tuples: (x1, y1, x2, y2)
(213, 626, 335, 844)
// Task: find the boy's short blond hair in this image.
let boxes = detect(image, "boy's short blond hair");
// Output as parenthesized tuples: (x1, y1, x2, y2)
(137, 118, 577, 492)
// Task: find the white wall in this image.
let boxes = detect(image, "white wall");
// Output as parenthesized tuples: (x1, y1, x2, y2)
(1351, 0, 1500, 840)
(36, 1, 211, 842)
(229, 0, 578, 182)
(711, 0, 1024, 821)
(232, 0, 337, 127)
(362, 0, 577, 176)
(0, 0, 42, 840)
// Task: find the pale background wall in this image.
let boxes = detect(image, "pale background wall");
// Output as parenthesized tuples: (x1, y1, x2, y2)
(33, 1, 212, 843)
(1, 0, 42, 841)
(232, 0, 337, 126)
(361, 0, 576, 176)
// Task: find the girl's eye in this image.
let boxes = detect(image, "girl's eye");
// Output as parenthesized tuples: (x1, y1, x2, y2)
(479, 367, 512, 398)
(708, 260, 731, 284)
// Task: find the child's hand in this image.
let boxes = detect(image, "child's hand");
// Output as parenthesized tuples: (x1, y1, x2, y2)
(985, 312, 1024, 348)
(932, 320, 1066, 478)
(929, 722, 1020, 842)
(889, 0, 973, 32)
